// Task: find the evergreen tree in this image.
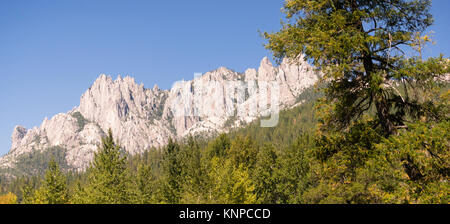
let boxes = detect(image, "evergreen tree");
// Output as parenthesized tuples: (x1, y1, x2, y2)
(38, 158, 69, 204)
(21, 185, 35, 204)
(228, 135, 258, 170)
(265, 0, 450, 136)
(83, 129, 132, 204)
(180, 136, 208, 203)
(70, 181, 88, 204)
(374, 120, 450, 203)
(162, 138, 182, 203)
(207, 133, 231, 158)
(134, 163, 157, 204)
(252, 144, 279, 204)
(302, 119, 385, 203)
(276, 135, 313, 203)
(208, 157, 256, 204)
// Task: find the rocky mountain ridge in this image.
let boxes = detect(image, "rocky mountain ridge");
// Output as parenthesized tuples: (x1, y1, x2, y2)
(0, 56, 319, 172)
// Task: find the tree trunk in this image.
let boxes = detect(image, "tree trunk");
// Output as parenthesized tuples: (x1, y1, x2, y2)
(375, 99, 395, 136)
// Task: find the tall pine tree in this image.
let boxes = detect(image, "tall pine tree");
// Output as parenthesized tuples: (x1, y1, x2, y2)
(162, 138, 182, 203)
(265, 0, 450, 136)
(134, 163, 157, 204)
(39, 158, 69, 204)
(83, 129, 132, 204)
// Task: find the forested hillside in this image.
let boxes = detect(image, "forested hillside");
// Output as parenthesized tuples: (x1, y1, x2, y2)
(1, 81, 448, 204)
(1, 85, 322, 203)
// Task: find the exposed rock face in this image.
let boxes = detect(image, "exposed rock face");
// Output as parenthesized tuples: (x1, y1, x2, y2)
(11, 126, 27, 150)
(78, 75, 173, 155)
(0, 56, 319, 172)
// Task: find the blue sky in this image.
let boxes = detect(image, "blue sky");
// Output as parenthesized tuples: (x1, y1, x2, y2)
(0, 0, 449, 156)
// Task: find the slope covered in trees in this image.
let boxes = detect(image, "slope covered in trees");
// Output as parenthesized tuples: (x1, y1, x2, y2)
(0, 82, 448, 204)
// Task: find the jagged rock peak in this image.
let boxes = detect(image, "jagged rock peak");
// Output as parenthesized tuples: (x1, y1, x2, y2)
(1, 55, 319, 173)
(91, 74, 142, 89)
(122, 76, 135, 83)
(216, 66, 233, 73)
(153, 84, 160, 92)
(11, 125, 27, 149)
(260, 56, 272, 66)
(199, 66, 240, 82)
(96, 74, 112, 82)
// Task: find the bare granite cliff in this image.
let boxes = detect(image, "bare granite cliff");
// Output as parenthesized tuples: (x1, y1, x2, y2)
(0, 56, 319, 172)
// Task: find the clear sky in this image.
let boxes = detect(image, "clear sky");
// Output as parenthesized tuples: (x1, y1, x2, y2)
(0, 0, 449, 156)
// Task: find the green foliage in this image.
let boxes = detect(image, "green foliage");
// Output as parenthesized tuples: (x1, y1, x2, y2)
(265, 0, 450, 135)
(71, 112, 88, 132)
(275, 134, 314, 203)
(161, 138, 183, 203)
(21, 185, 35, 204)
(2, 1, 449, 205)
(75, 129, 133, 204)
(16, 159, 69, 204)
(297, 119, 449, 204)
(373, 121, 450, 203)
(252, 144, 279, 203)
(2, 99, 448, 204)
(302, 119, 386, 203)
(207, 157, 256, 204)
(0, 146, 68, 177)
(36, 159, 69, 204)
(230, 100, 317, 148)
(178, 136, 208, 203)
(134, 163, 158, 204)
(0, 175, 41, 203)
(207, 133, 231, 158)
(228, 135, 258, 169)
